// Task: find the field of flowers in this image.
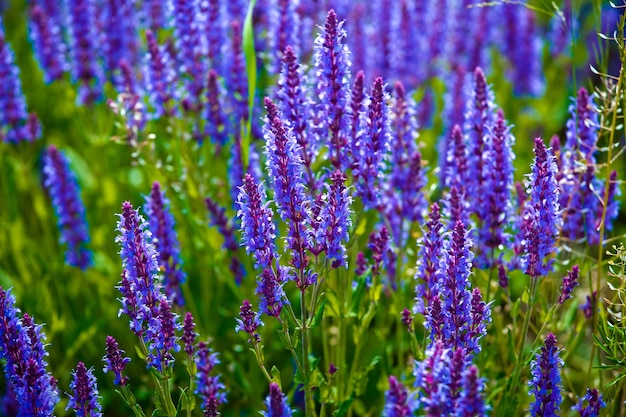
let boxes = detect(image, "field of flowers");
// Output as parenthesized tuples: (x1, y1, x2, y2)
(0, 0, 625, 416)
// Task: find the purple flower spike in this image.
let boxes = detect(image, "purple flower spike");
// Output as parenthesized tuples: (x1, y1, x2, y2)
(369, 226, 391, 277)
(204, 396, 218, 417)
(144, 30, 177, 118)
(257, 268, 287, 317)
(276, 45, 317, 184)
(263, 98, 309, 272)
(43, 145, 93, 269)
(522, 138, 561, 278)
(401, 308, 413, 331)
(559, 265, 580, 305)
(182, 312, 197, 357)
(476, 109, 515, 268)
(145, 299, 181, 373)
(383, 375, 417, 417)
(529, 333, 563, 417)
(573, 388, 605, 417)
(413, 341, 452, 416)
(457, 365, 487, 417)
(173, 0, 204, 101)
(237, 173, 276, 270)
(144, 182, 187, 306)
(467, 288, 491, 354)
(268, 0, 300, 72)
(102, 335, 130, 386)
(581, 291, 597, 319)
(205, 197, 238, 252)
(66, 362, 102, 417)
(0, 288, 59, 416)
(28, 5, 68, 83)
(205, 70, 229, 145)
(464, 67, 496, 198)
(354, 76, 391, 209)
(498, 263, 509, 289)
(262, 382, 293, 417)
(66, 0, 104, 104)
(444, 124, 468, 190)
(414, 203, 445, 315)
(142, 0, 172, 32)
(348, 70, 366, 162)
(314, 9, 352, 169)
(0, 24, 41, 143)
(226, 20, 248, 124)
(102, 0, 139, 78)
(195, 342, 227, 407)
(318, 171, 352, 268)
(235, 299, 263, 337)
(441, 221, 474, 352)
(565, 88, 599, 163)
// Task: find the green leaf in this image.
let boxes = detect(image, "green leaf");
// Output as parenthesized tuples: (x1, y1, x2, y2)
(242, 0, 258, 169)
(151, 389, 168, 417)
(177, 387, 189, 413)
(332, 396, 354, 417)
(348, 278, 366, 317)
(310, 298, 327, 328)
(271, 365, 282, 383)
(510, 299, 520, 319)
(309, 369, 324, 389)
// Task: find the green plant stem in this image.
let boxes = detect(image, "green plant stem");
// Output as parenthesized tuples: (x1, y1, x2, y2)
(138, 338, 177, 417)
(119, 385, 146, 417)
(510, 276, 538, 399)
(336, 267, 347, 405)
(252, 341, 273, 382)
(301, 289, 314, 417)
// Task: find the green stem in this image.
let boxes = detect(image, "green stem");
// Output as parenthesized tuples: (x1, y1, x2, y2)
(301, 290, 314, 417)
(336, 268, 346, 404)
(511, 277, 539, 398)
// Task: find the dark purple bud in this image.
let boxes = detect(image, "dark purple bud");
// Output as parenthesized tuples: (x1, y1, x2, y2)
(182, 313, 197, 357)
(235, 299, 263, 337)
(559, 265, 579, 304)
(401, 308, 413, 331)
(103, 335, 130, 386)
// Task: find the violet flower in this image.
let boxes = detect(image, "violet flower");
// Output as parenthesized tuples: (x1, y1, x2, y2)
(268, 0, 300, 72)
(144, 182, 187, 306)
(202, 0, 225, 70)
(205, 70, 229, 145)
(101, 0, 139, 78)
(521, 138, 561, 278)
(383, 375, 417, 417)
(559, 265, 579, 304)
(476, 109, 515, 268)
(414, 203, 445, 315)
(0, 24, 41, 143)
(573, 388, 605, 417)
(444, 124, 468, 190)
(42, 145, 93, 269)
(226, 20, 249, 124)
(28, 5, 67, 83)
(354, 76, 391, 209)
(0, 288, 59, 417)
(317, 171, 352, 268)
(413, 341, 452, 416)
(66, 362, 102, 417)
(529, 333, 563, 417)
(257, 267, 288, 317)
(195, 341, 227, 407)
(143, 29, 177, 118)
(262, 382, 293, 417)
(314, 9, 352, 169)
(276, 45, 316, 185)
(235, 299, 263, 337)
(263, 98, 310, 272)
(66, 0, 104, 104)
(456, 365, 488, 417)
(141, 0, 171, 32)
(181, 312, 197, 357)
(205, 197, 238, 252)
(565, 88, 598, 164)
(102, 335, 130, 386)
(348, 70, 366, 163)
(237, 173, 276, 270)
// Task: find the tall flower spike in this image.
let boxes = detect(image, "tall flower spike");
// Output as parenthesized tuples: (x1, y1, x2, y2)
(314, 9, 352, 169)
(115, 201, 162, 334)
(263, 98, 309, 273)
(318, 171, 352, 268)
(476, 109, 515, 268)
(348, 70, 366, 164)
(102, 0, 139, 78)
(565, 88, 599, 164)
(559, 265, 579, 304)
(237, 173, 276, 270)
(354, 76, 391, 209)
(182, 312, 197, 357)
(414, 203, 445, 315)
(529, 333, 563, 417)
(144, 182, 186, 306)
(573, 388, 605, 417)
(522, 138, 561, 278)
(0, 288, 59, 416)
(205, 70, 229, 145)
(441, 221, 474, 353)
(144, 298, 181, 372)
(383, 375, 417, 417)
(102, 335, 130, 386)
(456, 365, 488, 417)
(66, 0, 104, 104)
(464, 67, 496, 198)
(28, 5, 68, 83)
(268, 0, 300, 72)
(226, 20, 248, 124)
(257, 267, 288, 317)
(413, 341, 452, 416)
(143, 30, 177, 118)
(0, 22, 41, 143)
(43, 145, 93, 269)
(66, 362, 102, 417)
(444, 124, 468, 190)
(262, 382, 293, 417)
(235, 299, 263, 336)
(276, 45, 316, 187)
(195, 342, 227, 407)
